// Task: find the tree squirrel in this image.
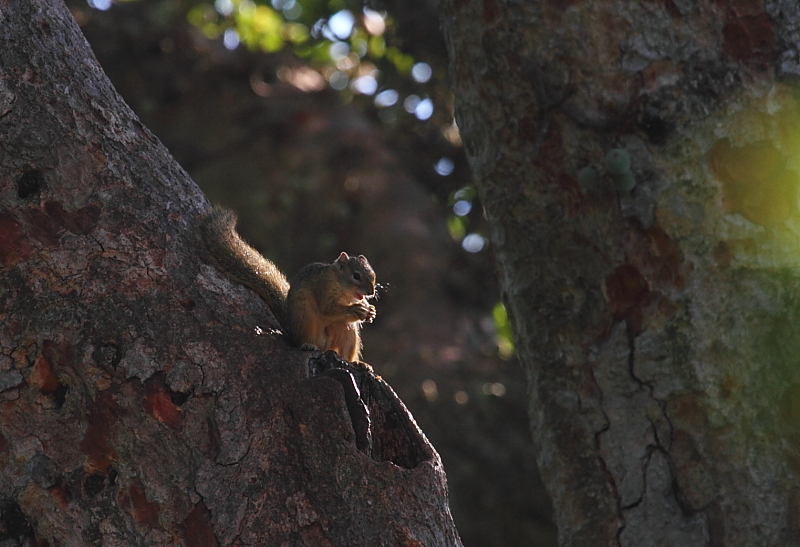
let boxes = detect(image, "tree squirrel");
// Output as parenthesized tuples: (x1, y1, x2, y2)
(199, 207, 377, 362)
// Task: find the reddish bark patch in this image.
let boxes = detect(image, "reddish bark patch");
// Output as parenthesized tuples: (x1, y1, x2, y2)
(48, 482, 71, 507)
(65, 203, 101, 235)
(0, 213, 33, 267)
(27, 203, 64, 248)
(23, 201, 102, 249)
(722, 13, 776, 64)
(668, 392, 708, 431)
(142, 373, 183, 430)
(180, 501, 219, 547)
(482, 0, 500, 23)
(80, 390, 120, 472)
(395, 527, 424, 547)
(31, 341, 72, 399)
(604, 264, 650, 330)
(643, 226, 683, 288)
(720, 373, 740, 399)
(712, 0, 766, 17)
(43, 201, 67, 226)
(118, 478, 161, 529)
(41, 201, 101, 235)
(299, 522, 335, 547)
(30, 352, 59, 395)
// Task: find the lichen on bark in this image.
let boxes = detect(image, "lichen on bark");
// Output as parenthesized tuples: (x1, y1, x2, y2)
(438, 0, 800, 545)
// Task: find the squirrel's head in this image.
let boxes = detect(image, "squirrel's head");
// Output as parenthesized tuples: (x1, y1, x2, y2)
(336, 252, 376, 298)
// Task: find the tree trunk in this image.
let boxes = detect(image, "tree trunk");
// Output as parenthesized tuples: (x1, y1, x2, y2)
(440, 1, 800, 545)
(0, 1, 462, 545)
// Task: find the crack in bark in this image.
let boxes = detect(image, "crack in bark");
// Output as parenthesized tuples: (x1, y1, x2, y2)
(216, 438, 253, 467)
(309, 351, 433, 469)
(587, 357, 624, 547)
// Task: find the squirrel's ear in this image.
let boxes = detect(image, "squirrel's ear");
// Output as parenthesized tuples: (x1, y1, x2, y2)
(337, 252, 349, 263)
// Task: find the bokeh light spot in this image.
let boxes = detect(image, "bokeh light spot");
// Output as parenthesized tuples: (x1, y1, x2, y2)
(404, 94, 420, 113)
(375, 89, 398, 107)
(328, 71, 349, 90)
(328, 10, 354, 40)
(453, 200, 472, 217)
(87, 0, 112, 10)
(422, 379, 438, 401)
(462, 233, 486, 253)
(223, 28, 240, 50)
(215, 0, 234, 16)
(414, 98, 433, 120)
(411, 62, 432, 83)
(352, 75, 378, 95)
(363, 8, 386, 36)
(482, 382, 507, 397)
(435, 157, 454, 176)
(329, 41, 350, 62)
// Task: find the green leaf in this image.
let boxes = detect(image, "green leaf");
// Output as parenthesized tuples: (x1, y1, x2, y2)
(492, 302, 515, 359)
(385, 47, 414, 74)
(447, 214, 467, 241)
(368, 34, 385, 58)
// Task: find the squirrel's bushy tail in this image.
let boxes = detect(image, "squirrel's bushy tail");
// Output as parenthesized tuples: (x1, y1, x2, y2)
(199, 207, 290, 326)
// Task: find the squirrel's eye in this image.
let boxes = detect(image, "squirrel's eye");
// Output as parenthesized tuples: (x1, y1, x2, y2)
(353, 272, 361, 281)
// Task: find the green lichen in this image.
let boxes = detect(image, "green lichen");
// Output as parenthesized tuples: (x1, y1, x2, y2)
(605, 148, 636, 193)
(614, 171, 636, 193)
(605, 148, 631, 175)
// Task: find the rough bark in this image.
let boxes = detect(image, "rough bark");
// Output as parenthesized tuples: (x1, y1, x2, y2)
(439, 1, 800, 546)
(0, 1, 463, 546)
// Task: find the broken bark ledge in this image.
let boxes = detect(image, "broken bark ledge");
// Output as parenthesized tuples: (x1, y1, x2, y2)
(0, 1, 463, 545)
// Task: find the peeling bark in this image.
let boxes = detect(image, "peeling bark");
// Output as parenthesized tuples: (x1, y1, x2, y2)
(439, 0, 800, 545)
(0, 1, 462, 545)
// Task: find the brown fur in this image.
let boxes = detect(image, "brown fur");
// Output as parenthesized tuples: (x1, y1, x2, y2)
(201, 207, 376, 361)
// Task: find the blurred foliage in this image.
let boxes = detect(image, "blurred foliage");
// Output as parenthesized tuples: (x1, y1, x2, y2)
(492, 302, 516, 360)
(182, 0, 490, 263)
(187, 0, 420, 102)
(185, 0, 493, 282)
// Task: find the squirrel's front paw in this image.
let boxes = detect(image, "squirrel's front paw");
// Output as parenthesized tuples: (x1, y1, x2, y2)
(300, 343, 320, 352)
(364, 304, 376, 323)
(350, 301, 372, 320)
